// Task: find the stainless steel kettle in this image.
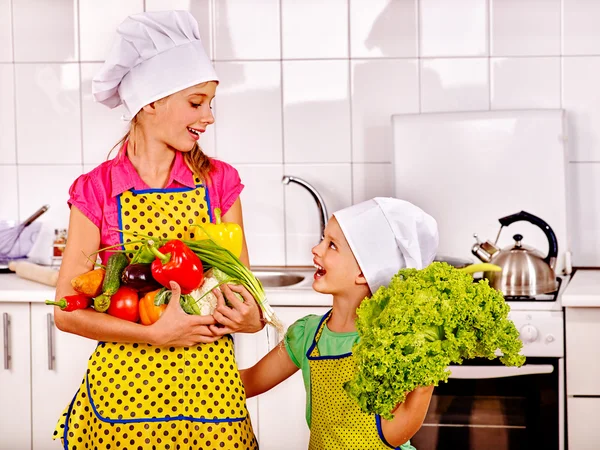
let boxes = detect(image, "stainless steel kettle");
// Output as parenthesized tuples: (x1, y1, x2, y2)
(471, 211, 559, 296)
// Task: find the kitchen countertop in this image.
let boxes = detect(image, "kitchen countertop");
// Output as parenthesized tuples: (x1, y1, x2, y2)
(561, 269, 600, 307)
(0, 272, 333, 307)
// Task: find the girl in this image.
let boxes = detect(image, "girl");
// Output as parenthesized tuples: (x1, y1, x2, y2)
(241, 198, 439, 450)
(52, 10, 261, 449)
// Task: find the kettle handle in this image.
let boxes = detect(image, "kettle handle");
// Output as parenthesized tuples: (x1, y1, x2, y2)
(498, 211, 558, 265)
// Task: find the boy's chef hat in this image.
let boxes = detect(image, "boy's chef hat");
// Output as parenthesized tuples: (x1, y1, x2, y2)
(333, 197, 439, 294)
(92, 10, 218, 120)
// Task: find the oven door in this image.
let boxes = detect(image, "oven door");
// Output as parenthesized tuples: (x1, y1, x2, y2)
(410, 357, 563, 450)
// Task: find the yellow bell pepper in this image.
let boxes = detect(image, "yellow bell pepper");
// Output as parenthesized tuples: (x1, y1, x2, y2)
(194, 208, 243, 257)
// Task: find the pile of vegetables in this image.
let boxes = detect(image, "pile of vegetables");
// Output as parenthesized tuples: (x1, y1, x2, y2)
(344, 262, 525, 420)
(46, 210, 282, 331)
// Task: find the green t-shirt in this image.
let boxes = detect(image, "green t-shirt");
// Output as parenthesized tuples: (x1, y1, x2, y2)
(284, 313, 359, 427)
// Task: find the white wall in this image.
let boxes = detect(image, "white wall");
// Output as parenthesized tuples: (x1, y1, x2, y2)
(0, 0, 599, 266)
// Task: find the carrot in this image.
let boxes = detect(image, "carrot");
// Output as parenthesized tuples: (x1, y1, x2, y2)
(71, 269, 106, 297)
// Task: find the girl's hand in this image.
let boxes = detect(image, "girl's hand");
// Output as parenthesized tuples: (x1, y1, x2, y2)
(148, 281, 220, 347)
(210, 284, 265, 335)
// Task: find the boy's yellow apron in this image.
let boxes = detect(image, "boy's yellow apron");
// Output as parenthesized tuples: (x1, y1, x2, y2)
(53, 179, 258, 450)
(307, 311, 415, 450)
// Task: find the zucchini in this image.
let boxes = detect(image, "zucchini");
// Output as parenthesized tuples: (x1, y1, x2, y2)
(94, 253, 129, 312)
(102, 252, 130, 295)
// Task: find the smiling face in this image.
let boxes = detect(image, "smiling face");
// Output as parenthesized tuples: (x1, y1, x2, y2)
(311, 217, 370, 298)
(140, 81, 217, 152)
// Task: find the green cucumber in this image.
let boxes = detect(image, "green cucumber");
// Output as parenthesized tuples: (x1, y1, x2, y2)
(102, 252, 129, 296)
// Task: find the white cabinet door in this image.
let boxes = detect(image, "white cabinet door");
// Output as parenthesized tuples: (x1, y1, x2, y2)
(0, 302, 31, 450)
(256, 307, 330, 450)
(30, 304, 99, 449)
(568, 398, 600, 450)
(566, 308, 600, 395)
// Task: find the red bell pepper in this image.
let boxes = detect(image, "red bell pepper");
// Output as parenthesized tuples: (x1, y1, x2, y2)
(45, 294, 91, 312)
(148, 240, 204, 294)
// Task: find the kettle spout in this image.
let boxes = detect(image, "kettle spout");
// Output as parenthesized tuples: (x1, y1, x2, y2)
(471, 233, 498, 263)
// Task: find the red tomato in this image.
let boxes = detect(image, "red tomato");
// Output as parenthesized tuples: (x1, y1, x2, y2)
(107, 286, 140, 322)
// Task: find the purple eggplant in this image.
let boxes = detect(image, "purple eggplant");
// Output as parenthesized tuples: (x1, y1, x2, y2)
(121, 263, 161, 293)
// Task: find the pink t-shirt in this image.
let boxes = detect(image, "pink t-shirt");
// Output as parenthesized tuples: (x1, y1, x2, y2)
(68, 148, 244, 264)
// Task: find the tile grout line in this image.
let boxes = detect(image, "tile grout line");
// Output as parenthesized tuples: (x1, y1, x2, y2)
(278, 0, 288, 266)
(487, 0, 492, 111)
(77, 0, 84, 173)
(416, 0, 422, 114)
(347, 0, 354, 204)
(9, 0, 21, 221)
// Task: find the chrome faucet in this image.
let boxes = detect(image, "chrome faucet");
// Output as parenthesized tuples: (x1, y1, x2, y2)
(281, 175, 328, 240)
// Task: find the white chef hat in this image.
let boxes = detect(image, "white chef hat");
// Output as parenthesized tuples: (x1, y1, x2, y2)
(92, 10, 218, 120)
(333, 197, 439, 294)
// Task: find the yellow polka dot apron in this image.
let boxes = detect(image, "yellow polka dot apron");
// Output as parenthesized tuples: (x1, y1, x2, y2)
(53, 178, 258, 450)
(307, 311, 415, 450)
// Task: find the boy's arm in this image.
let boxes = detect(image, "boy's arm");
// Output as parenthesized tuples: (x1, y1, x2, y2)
(380, 386, 434, 447)
(240, 342, 300, 398)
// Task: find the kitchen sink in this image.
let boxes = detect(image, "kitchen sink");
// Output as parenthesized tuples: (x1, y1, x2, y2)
(252, 266, 313, 288)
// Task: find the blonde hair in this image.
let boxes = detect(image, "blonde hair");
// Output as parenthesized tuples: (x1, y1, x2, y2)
(108, 115, 213, 183)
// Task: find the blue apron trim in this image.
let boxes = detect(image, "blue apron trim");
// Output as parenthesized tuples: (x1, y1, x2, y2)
(306, 310, 353, 360)
(116, 192, 124, 248)
(376, 415, 403, 449)
(62, 391, 78, 449)
(85, 372, 246, 425)
(129, 184, 205, 195)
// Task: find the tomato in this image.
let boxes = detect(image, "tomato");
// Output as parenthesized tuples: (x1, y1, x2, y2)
(107, 286, 140, 322)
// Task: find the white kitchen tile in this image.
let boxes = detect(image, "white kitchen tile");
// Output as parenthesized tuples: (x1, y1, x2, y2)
(350, 0, 417, 58)
(80, 63, 127, 165)
(15, 64, 80, 159)
(567, 163, 600, 266)
(215, 62, 282, 163)
(145, 0, 213, 59)
(0, 165, 18, 220)
(0, 0, 13, 62)
(12, 0, 78, 62)
(282, 0, 348, 59)
(351, 59, 419, 163)
(420, 0, 488, 57)
(236, 164, 285, 266)
(79, 0, 143, 61)
(0, 64, 15, 163)
(283, 164, 352, 265)
(283, 61, 351, 163)
(490, 0, 560, 56)
(352, 163, 394, 203)
(491, 57, 560, 110)
(15, 64, 81, 164)
(18, 165, 82, 231)
(563, 0, 600, 55)
(215, 0, 280, 60)
(420, 58, 490, 113)
(563, 57, 600, 161)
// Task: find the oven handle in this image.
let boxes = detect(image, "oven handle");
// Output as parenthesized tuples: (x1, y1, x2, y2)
(449, 364, 554, 379)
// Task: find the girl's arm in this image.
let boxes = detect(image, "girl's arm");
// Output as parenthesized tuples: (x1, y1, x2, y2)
(240, 342, 300, 398)
(53, 206, 220, 347)
(221, 198, 250, 267)
(381, 386, 434, 447)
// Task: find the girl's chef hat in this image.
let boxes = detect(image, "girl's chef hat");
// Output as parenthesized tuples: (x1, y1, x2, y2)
(333, 197, 439, 294)
(92, 10, 218, 120)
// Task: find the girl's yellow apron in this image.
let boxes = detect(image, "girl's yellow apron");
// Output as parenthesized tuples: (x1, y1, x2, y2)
(307, 311, 415, 450)
(53, 179, 258, 450)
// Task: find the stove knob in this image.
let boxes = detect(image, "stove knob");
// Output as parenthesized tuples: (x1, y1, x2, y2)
(519, 324, 539, 343)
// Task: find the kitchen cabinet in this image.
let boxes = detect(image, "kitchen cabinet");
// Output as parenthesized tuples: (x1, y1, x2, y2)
(0, 301, 97, 450)
(566, 308, 600, 396)
(567, 398, 600, 450)
(236, 306, 330, 450)
(30, 303, 98, 449)
(0, 302, 32, 450)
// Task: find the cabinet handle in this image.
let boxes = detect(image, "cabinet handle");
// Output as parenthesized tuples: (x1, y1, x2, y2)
(3, 312, 10, 370)
(47, 313, 55, 371)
